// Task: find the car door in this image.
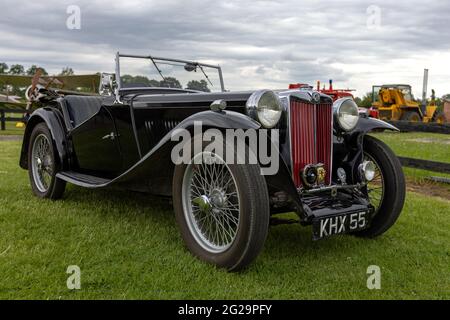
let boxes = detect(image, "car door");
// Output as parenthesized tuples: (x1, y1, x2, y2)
(70, 105, 123, 178)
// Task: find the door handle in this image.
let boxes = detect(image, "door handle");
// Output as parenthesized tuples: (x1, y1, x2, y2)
(102, 132, 118, 140)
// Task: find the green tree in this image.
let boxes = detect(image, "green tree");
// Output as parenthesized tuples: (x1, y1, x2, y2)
(132, 75, 151, 86)
(0, 62, 8, 74)
(119, 74, 181, 88)
(8, 64, 25, 75)
(186, 79, 210, 92)
(59, 67, 74, 76)
(26, 65, 48, 76)
(120, 75, 157, 87)
(160, 77, 181, 88)
(148, 79, 160, 87)
(357, 92, 373, 108)
(120, 74, 134, 84)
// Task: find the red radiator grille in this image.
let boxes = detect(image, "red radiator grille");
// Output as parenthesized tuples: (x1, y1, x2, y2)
(290, 99, 333, 188)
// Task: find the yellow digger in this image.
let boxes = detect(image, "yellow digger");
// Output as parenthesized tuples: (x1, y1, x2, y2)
(371, 84, 446, 123)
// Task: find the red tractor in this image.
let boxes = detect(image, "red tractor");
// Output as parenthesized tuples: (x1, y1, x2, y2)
(288, 80, 379, 118)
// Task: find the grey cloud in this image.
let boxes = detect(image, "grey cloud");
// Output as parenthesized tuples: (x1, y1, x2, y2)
(0, 0, 449, 95)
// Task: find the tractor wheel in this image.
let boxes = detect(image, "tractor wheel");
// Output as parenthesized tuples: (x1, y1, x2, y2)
(401, 111, 421, 122)
(432, 111, 446, 124)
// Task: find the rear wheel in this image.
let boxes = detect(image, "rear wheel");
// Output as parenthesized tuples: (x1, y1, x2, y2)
(355, 135, 405, 237)
(401, 111, 421, 122)
(28, 123, 66, 199)
(432, 110, 446, 124)
(173, 139, 270, 271)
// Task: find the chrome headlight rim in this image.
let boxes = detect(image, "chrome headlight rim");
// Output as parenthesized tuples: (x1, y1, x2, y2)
(246, 90, 282, 129)
(333, 97, 359, 132)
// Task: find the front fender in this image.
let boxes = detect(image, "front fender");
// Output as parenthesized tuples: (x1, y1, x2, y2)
(20, 107, 67, 169)
(354, 117, 399, 133)
(177, 110, 261, 131)
(338, 117, 398, 184)
(100, 110, 260, 185)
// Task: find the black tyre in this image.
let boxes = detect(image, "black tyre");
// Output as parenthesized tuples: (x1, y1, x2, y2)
(432, 110, 446, 124)
(401, 111, 421, 122)
(355, 135, 406, 237)
(172, 138, 270, 271)
(28, 123, 66, 199)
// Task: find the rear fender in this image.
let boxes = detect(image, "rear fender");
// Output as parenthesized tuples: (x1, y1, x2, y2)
(20, 107, 68, 169)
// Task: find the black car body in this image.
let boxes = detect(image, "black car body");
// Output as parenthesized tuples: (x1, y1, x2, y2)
(20, 53, 405, 270)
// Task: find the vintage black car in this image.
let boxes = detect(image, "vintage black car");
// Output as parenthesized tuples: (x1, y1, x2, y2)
(20, 53, 405, 271)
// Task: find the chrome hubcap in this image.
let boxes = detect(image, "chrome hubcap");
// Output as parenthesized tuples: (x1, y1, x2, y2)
(31, 134, 53, 192)
(182, 152, 240, 253)
(210, 188, 227, 207)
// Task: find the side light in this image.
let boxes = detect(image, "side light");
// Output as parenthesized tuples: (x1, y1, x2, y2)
(359, 161, 376, 182)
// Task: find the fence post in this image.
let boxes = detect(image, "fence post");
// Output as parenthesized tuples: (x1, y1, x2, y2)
(0, 110, 5, 131)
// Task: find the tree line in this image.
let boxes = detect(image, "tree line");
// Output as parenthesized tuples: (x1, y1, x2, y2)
(121, 74, 211, 92)
(0, 62, 75, 76)
(0, 62, 212, 93)
(0, 63, 76, 96)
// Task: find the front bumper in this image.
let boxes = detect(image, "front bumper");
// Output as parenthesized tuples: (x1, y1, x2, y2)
(298, 183, 375, 228)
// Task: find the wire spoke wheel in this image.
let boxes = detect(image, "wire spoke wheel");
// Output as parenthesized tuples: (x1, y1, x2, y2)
(31, 134, 53, 193)
(182, 152, 240, 253)
(363, 152, 385, 214)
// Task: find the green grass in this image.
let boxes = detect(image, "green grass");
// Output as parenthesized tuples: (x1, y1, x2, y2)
(0, 139, 449, 299)
(371, 132, 450, 164)
(371, 132, 450, 180)
(0, 121, 25, 136)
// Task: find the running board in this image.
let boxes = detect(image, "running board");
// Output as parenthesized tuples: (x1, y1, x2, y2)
(56, 171, 111, 188)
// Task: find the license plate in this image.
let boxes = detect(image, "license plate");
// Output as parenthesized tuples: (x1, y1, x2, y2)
(313, 211, 369, 240)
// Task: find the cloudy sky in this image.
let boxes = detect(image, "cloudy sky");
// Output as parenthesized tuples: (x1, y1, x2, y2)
(1, 0, 449, 97)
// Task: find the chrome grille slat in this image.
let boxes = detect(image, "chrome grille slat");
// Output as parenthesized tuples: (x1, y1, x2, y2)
(289, 99, 333, 188)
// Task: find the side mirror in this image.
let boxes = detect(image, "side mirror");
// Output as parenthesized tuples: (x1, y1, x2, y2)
(184, 63, 197, 72)
(99, 73, 115, 96)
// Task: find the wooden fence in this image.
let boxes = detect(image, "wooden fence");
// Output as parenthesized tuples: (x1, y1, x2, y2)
(0, 109, 30, 131)
(387, 120, 450, 134)
(388, 121, 449, 175)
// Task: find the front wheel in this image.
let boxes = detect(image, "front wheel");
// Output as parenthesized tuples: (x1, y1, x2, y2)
(355, 135, 406, 238)
(173, 147, 270, 271)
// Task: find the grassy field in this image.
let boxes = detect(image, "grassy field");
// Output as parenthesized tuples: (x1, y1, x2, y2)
(0, 121, 25, 136)
(371, 132, 450, 164)
(0, 136, 449, 299)
(371, 132, 450, 181)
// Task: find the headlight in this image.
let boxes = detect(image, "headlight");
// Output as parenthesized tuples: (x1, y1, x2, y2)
(333, 98, 359, 131)
(246, 90, 282, 128)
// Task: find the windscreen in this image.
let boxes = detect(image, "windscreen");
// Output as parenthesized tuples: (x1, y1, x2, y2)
(118, 56, 222, 92)
(398, 86, 414, 101)
(372, 86, 382, 103)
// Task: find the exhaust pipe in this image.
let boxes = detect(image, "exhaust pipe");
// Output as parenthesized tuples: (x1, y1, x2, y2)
(421, 69, 428, 114)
